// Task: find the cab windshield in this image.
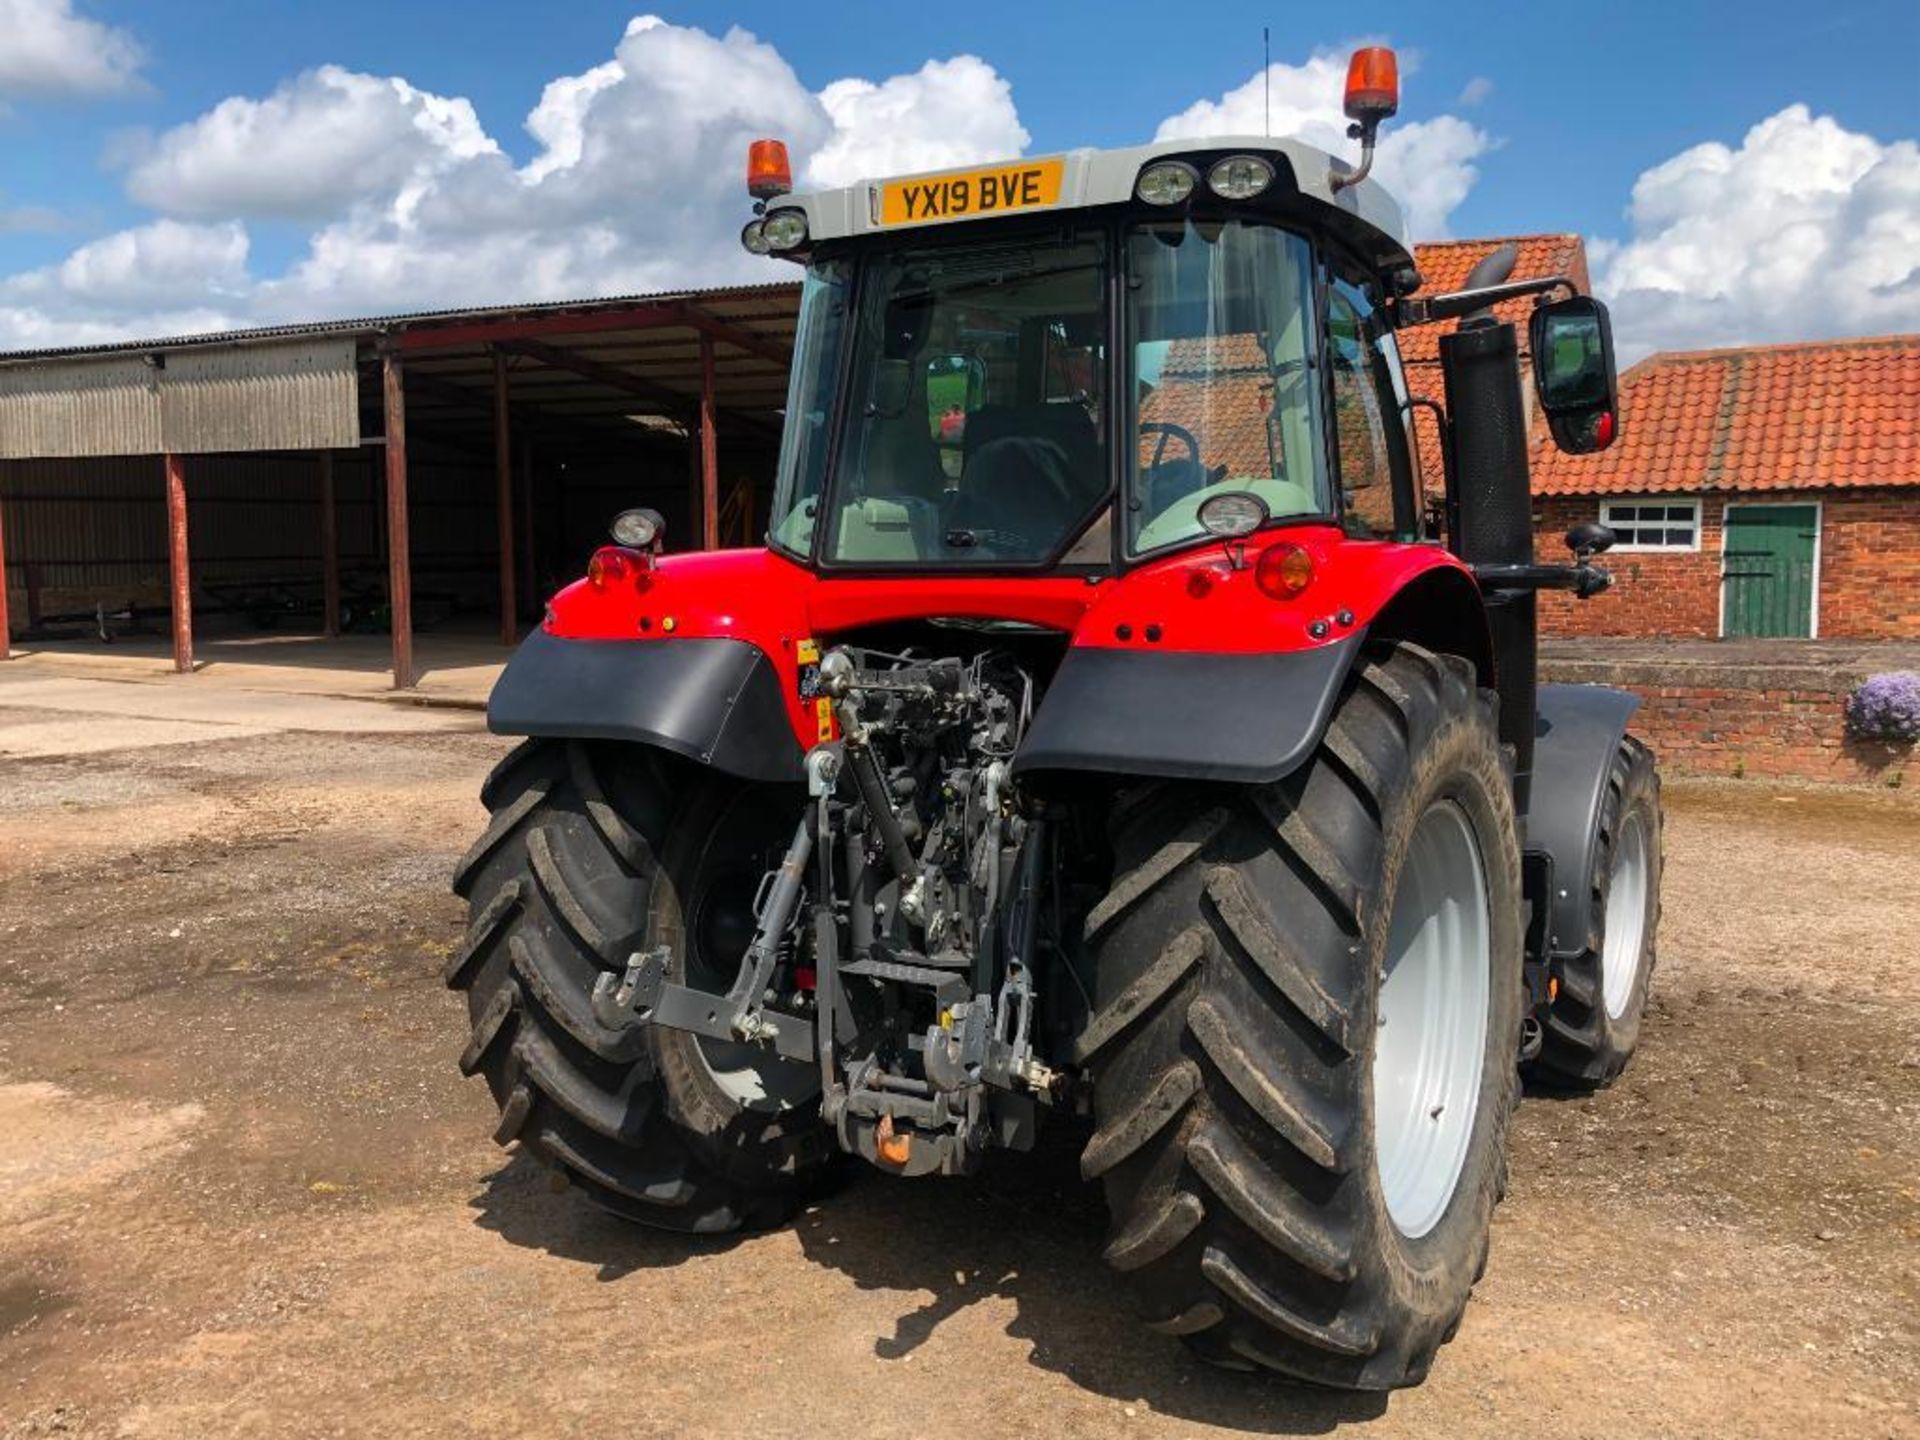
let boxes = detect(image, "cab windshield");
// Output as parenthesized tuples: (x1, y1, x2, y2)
(767, 218, 1329, 566)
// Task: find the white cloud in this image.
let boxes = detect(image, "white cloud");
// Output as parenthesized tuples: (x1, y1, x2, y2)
(1, 219, 248, 309)
(1154, 47, 1494, 238)
(0, 0, 143, 100)
(809, 55, 1027, 187)
(0, 15, 1035, 346)
(1458, 76, 1492, 108)
(1596, 105, 1920, 360)
(121, 65, 497, 220)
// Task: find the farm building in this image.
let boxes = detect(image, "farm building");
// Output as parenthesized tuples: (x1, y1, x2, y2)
(0, 286, 802, 686)
(1531, 334, 1920, 640)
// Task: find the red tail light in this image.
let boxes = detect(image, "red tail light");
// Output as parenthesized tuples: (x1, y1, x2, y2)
(588, 546, 634, 589)
(1254, 543, 1314, 599)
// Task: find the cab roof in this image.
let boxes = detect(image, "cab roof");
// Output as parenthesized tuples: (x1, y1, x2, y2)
(779, 135, 1415, 277)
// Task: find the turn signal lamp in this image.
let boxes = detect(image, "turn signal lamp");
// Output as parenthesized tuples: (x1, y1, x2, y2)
(1343, 47, 1399, 123)
(1254, 542, 1314, 600)
(748, 139, 793, 199)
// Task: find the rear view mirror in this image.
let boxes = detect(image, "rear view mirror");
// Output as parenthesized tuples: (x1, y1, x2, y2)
(1530, 296, 1618, 454)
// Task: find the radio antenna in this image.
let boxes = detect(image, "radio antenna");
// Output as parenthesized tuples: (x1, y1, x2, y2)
(1263, 27, 1271, 136)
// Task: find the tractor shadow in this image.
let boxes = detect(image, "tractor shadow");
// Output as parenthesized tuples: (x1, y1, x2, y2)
(467, 1133, 1385, 1432)
(468, 1150, 753, 1281)
(786, 1123, 1387, 1433)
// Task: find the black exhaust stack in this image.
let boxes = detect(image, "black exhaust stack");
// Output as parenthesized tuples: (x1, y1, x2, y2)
(1438, 243, 1538, 815)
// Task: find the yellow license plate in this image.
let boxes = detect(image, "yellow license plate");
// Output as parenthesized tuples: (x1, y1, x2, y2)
(879, 157, 1064, 226)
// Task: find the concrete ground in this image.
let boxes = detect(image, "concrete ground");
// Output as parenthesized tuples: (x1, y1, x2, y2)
(0, 672, 1915, 1439)
(5, 628, 506, 707)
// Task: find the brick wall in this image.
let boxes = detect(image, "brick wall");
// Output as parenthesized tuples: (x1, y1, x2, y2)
(1541, 653, 1914, 785)
(1532, 487, 1920, 640)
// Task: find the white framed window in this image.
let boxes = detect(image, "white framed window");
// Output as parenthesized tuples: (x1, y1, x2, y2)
(1601, 498, 1701, 552)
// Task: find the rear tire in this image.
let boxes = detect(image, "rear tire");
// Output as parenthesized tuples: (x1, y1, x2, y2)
(446, 739, 835, 1232)
(1528, 735, 1662, 1088)
(1078, 644, 1524, 1390)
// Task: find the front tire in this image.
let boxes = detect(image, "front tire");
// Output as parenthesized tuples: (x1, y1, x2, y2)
(1528, 735, 1662, 1088)
(1078, 644, 1524, 1390)
(446, 739, 834, 1232)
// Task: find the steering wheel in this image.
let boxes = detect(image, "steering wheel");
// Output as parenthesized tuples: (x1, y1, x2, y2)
(1140, 420, 1201, 471)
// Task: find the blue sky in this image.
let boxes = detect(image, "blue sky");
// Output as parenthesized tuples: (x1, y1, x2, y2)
(2, 0, 1917, 355)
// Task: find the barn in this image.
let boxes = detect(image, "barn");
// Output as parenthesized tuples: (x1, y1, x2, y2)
(0, 286, 802, 687)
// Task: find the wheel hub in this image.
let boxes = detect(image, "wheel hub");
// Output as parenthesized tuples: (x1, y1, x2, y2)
(1373, 800, 1493, 1240)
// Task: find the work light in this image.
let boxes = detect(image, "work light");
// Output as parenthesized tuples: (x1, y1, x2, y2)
(1135, 160, 1199, 206)
(1207, 155, 1274, 201)
(610, 507, 664, 551)
(760, 209, 809, 251)
(1197, 490, 1269, 538)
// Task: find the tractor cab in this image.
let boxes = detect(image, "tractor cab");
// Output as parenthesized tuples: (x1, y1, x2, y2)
(746, 115, 1428, 576)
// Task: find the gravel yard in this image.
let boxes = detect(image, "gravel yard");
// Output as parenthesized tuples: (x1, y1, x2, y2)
(0, 676, 1914, 1439)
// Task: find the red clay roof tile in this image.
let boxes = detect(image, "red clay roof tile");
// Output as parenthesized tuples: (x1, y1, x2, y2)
(1402, 234, 1592, 490)
(1530, 333, 1920, 497)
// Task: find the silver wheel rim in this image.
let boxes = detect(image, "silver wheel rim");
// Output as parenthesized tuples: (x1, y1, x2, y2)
(1373, 800, 1492, 1241)
(1600, 811, 1650, 1021)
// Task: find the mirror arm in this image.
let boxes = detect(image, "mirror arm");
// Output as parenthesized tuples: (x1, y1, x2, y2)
(1472, 561, 1613, 600)
(1394, 275, 1580, 328)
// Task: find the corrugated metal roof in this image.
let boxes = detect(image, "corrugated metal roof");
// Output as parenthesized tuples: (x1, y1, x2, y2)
(0, 282, 802, 366)
(0, 336, 359, 459)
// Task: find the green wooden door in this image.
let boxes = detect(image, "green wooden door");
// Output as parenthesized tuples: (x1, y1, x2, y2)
(1723, 505, 1818, 638)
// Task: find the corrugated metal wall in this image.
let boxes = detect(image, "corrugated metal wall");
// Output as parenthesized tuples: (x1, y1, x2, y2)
(0, 439, 713, 626)
(0, 337, 360, 459)
(0, 452, 384, 615)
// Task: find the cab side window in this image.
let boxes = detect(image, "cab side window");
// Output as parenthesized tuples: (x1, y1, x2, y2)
(1327, 277, 1412, 540)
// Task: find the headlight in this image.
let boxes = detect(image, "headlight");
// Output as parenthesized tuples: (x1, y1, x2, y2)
(1135, 160, 1199, 206)
(610, 507, 664, 550)
(739, 218, 771, 255)
(1196, 490, 1269, 538)
(760, 209, 809, 251)
(1206, 154, 1274, 200)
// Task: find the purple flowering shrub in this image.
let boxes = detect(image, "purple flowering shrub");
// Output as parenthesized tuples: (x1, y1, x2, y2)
(1846, 672, 1920, 743)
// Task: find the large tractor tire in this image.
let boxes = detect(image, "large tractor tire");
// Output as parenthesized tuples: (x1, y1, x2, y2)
(1078, 644, 1524, 1390)
(446, 739, 834, 1232)
(1528, 736, 1662, 1088)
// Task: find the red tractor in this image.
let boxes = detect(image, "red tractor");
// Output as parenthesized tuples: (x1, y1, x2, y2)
(447, 48, 1661, 1391)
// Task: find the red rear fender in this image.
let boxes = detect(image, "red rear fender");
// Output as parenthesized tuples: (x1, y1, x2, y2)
(536, 531, 1482, 754)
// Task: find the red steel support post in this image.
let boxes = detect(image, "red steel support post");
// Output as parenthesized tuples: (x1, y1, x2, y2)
(0, 466, 11, 659)
(164, 452, 192, 673)
(319, 450, 340, 639)
(519, 434, 535, 612)
(493, 348, 517, 645)
(699, 332, 719, 551)
(382, 348, 415, 689)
